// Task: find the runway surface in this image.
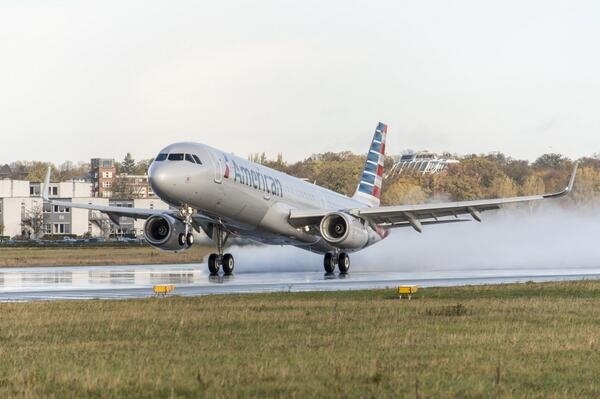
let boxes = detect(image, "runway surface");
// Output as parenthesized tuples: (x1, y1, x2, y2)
(2, 264, 600, 301)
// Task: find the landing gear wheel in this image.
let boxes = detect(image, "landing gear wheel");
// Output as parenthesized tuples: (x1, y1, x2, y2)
(323, 252, 336, 274)
(208, 253, 220, 274)
(178, 233, 186, 246)
(222, 253, 235, 275)
(338, 253, 350, 274)
(186, 233, 194, 246)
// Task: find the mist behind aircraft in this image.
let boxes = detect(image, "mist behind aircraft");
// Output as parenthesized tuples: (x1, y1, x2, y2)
(229, 204, 600, 273)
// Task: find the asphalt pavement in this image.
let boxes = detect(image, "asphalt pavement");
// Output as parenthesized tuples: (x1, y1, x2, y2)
(1, 263, 600, 301)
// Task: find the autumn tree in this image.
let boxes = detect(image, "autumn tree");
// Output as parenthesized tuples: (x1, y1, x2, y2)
(489, 176, 518, 198)
(381, 178, 428, 205)
(134, 159, 153, 175)
(9, 161, 28, 180)
(520, 175, 545, 195)
(58, 161, 89, 181)
(533, 153, 568, 170)
(26, 162, 59, 182)
(263, 153, 287, 173)
(572, 167, 600, 205)
(501, 159, 531, 185)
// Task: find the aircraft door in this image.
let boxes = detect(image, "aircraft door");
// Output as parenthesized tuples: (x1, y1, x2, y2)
(207, 150, 223, 184)
(263, 168, 271, 200)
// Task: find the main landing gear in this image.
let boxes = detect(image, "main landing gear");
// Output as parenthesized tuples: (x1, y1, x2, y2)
(324, 252, 350, 274)
(208, 253, 235, 275)
(207, 224, 234, 275)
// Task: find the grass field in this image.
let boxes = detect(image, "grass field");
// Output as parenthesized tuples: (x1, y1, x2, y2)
(0, 245, 212, 267)
(2, 281, 600, 398)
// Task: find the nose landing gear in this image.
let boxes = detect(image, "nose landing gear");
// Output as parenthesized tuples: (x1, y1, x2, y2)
(178, 232, 195, 247)
(178, 205, 196, 248)
(323, 252, 350, 274)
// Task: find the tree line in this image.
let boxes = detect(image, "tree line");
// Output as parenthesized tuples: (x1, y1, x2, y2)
(6, 153, 153, 183)
(253, 151, 600, 207)
(5, 151, 600, 206)
(5, 154, 153, 199)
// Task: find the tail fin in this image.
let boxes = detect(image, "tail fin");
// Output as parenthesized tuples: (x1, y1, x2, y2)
(353, 122, 387, 207)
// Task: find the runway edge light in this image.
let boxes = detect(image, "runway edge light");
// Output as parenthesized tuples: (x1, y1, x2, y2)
(153, 284, 176, 296)
(397, 285, 419, 300)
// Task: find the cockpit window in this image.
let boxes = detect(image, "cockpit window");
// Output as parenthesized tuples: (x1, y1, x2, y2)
(155, 153, 168, 161)
(185, 154, 195, 163)
(168, 153, 184, 161)
(192, 154, 202, 164)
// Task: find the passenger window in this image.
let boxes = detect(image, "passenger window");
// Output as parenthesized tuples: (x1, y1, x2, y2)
(168, 153, 184, 161)
(192, 155, 202, 164)
(185, 154, 195, 163)
(155, 153, 168, 161)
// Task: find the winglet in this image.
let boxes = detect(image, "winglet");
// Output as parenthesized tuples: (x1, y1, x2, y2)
(42, 166, 51, 202)
(543, 161, 578, 199)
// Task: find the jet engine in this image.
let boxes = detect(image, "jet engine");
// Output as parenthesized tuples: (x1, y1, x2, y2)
(319, 212, 369, 249)
(144, 214, 190, 252)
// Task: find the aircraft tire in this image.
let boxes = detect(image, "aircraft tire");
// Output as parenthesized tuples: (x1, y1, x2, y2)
(186, 233, 194, 246)
(222, 253, 235, 275)
(323, 253, 336, 274)
(338, 253, 350, 274)
(208, 253, 220, 274)
(178, 233, 186, 246)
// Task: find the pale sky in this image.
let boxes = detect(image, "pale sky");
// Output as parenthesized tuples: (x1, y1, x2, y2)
(1, 0, 599, 165)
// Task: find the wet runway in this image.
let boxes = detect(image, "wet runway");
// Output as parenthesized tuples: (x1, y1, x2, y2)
(2, 264, 600, 301)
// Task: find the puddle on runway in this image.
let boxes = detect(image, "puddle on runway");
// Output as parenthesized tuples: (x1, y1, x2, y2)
(2, 264, 600, 301)
(0, 265, 202, 292)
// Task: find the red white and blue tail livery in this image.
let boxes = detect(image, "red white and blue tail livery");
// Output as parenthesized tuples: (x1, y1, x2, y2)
(353, 122, 387, 207)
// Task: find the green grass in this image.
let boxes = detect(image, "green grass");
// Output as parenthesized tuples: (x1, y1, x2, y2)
(0, 245, 212, 267)
(2, 280, 600, 398)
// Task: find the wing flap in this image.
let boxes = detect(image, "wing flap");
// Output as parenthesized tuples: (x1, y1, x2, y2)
(287, 209, 329, 228)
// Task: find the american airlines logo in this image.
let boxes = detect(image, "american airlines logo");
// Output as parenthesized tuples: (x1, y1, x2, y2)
(230, 160, 284, 198)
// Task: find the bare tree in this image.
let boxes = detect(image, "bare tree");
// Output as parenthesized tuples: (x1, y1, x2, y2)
(112, 176, 138, 199)
(21, 203, 45, 238)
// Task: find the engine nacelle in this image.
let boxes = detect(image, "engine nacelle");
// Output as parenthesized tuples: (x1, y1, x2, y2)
(319, 212, 369, 249)
(144, 214, 190, 252)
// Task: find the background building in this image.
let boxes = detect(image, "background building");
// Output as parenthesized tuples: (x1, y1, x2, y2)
(0, 174, 168, 239)
(387, 151, 459, 177)
(90, 158, 116, 198)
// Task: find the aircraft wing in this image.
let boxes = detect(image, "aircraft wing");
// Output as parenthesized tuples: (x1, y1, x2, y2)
(289, 163, 578, 232)
(42, 168, 169, 224)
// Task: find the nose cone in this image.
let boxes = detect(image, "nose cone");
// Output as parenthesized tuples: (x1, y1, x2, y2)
(148, 161, 179, 204)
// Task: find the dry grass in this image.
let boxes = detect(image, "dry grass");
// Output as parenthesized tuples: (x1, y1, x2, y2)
(0, 245, 212, 267)
(2, 280, 600, 397)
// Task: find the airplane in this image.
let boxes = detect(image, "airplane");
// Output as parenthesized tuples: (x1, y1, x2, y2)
(42, 122, 578, 275)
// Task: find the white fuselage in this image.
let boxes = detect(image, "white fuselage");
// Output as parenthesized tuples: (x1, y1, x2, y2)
(148, 142, 386, 254)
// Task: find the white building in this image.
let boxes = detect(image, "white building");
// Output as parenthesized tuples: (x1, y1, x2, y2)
(387, 151, 459, 177)
(0, 180, 40, 238)
(0, 178, 169, 239)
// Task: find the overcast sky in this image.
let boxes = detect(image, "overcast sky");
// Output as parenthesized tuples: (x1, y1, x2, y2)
(1, 0, 599, 165)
